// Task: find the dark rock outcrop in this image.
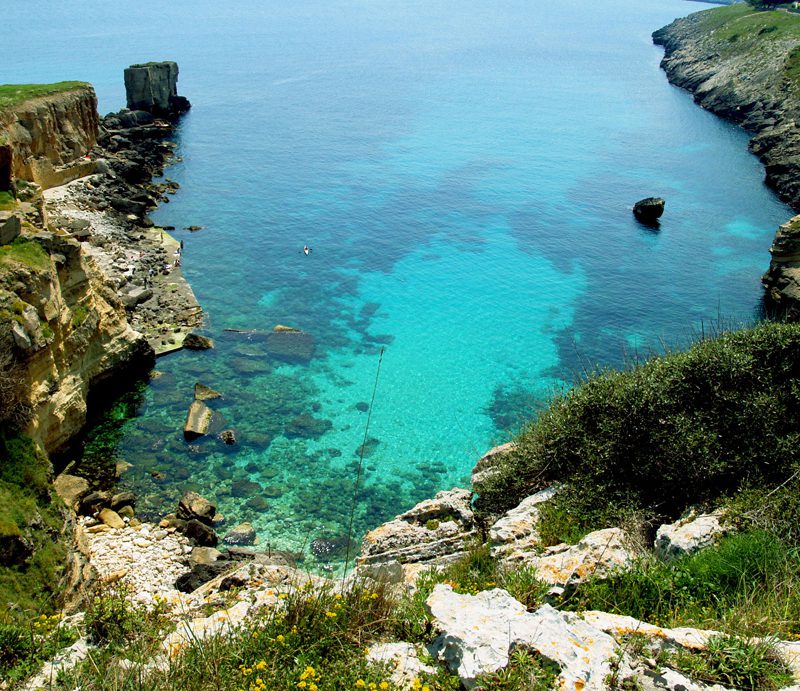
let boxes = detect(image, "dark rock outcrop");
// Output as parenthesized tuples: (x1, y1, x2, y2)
(124, 62, 191, 119)
(632, 197, 665, 223)
(177, 491, 216, 526)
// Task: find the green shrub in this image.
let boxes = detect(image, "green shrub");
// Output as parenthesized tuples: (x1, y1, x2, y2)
(0, 614, 76, 684)
(666, 635, 793, 690)
(476, 322, 800, 529)
(565, 531, 800, 634)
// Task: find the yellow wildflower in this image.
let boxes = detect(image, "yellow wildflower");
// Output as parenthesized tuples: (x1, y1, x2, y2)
(356, 681, 366, 688)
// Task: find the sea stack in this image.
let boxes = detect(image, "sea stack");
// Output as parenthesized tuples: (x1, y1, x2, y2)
(124, 61, 191, 119)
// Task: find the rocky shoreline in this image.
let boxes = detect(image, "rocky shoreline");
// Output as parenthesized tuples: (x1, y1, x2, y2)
(652, 7, 800, 318)
(43, 108, 203, 355)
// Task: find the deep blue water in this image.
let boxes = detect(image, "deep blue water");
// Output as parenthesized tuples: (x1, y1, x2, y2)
(3, 0, 793, 569)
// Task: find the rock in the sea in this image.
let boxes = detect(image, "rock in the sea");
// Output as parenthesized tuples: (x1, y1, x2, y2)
(177, 491, 216, 526)
(183, 332, 214, 350)
(194, 382, 222, 401)
(265, 329, 315, 363)
(426, 585, 617, 690)
(633, 197, 665, 223)
(184, 400, 213, 439)
(223, 522, 257, 546)
(654, 512, 727, 560)
(219, 429, 237, 445)
(183, 519, 218, 547)
(124, 61, 191, 118)
(110, 491, 136, 512)
(357, 488, 478, 585)
(284, 414, 332, 439)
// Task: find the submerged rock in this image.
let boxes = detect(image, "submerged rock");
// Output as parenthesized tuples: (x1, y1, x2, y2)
(184, 400, 213, 439)
(183, 332, 214, 350)
(194, 382, 222, 401)
(223, 522, 257, 546)
(285, 413, 332, 439)
(265, 329, 315, 363)
(633, 197, 665, 223)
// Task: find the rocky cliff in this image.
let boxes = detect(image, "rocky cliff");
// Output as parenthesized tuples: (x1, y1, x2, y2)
(653, 5, 800, 316)
(0, 84, 99, 190)
(0, 225, 152, 453)
(124, 62, 190, 119)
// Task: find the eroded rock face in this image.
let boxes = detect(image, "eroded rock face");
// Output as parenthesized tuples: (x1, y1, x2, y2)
(426, 585, 617, 690)
(124, 62, 191, 119)
(357, 489, 478, 583)
(0, 85, 99, 189)
(471, 441, 515, 488)
(488, 486, 558, 560)
(764, 215, 800, 319)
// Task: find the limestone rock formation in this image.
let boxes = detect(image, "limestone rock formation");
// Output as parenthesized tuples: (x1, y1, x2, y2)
(356, 488, 478, 585)
(365, 643, 436, 689)
(470, 441, 515, 488)
(488, 485, 558, 560)
(124, 62, 191, 119)
(511, 527, 637, 586)
(426, 585, 618, 690)
(0, 84, 99, 189)
(654, 511, 727, 560)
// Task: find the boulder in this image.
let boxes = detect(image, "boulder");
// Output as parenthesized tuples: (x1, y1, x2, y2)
(98, 508, 126, 530)
(366, 642, 437, 689)
(513, 527, 636, 586)
(426, 585, 617, 690)
(357, 488, 478, 584)
(183, 518, 218, 547)
(124, 61, 191, 118)
(190, 546, 224, 566)
(78, 490, 112, 516)
(223, 522, 257, 546)
(654, 512, 727, 560)
(633, 197, 665, 223)
(219, 429, 237, 445)
(265, 330, 315, 363)
(0, 533, 34, 566)
(183, 333, 214, 350)
(175, 560, 232, 593)
(110, 491, 136, 512)
(0, 211, 21, 245)
(184, 400, 213, 439)
(177, 491, 216, 526)
(194, 382, 222, 401)
(53, 474, 90, 511)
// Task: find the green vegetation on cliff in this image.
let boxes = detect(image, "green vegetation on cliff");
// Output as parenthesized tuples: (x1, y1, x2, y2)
(0, 429, 68, 615)
(0, 81, 90, 111)
(475, 321, 800, 536)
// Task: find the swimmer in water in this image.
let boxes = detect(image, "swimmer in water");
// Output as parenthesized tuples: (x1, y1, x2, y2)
(303, 245, 311, 255)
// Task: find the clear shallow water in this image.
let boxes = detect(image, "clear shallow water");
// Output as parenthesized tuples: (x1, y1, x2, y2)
(3, 0, 794, 568)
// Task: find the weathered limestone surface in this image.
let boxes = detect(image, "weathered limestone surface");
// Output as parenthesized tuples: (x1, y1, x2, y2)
(426, 585, 618, 690)
(356, 488, 478, 583)
(488, 485, 558, 560)
(366, 642, 436, 690)
(0, 85, 99, 189)
(654, 512, 727, 559)
(506, 526, 637, 586)
(764, 215, 800, 319)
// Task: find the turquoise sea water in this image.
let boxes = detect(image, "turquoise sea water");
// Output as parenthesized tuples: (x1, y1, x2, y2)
(3, 0, 794, 568)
